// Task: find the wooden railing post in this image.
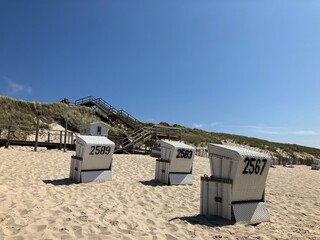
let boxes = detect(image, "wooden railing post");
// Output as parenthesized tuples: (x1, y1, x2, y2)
(68, 132, 72, 145)
(5, 126, 11, 148)
(59, 131, 63, 150)
(34, 115, 40, 151)
(142, 133, 144, 145)
(64, 119, 68, 152)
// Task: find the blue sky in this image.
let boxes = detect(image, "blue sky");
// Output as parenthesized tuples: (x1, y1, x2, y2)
(1, 0, 320, 148)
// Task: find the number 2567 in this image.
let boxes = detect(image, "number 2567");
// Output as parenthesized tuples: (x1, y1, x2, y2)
(242, 157, 267, 175)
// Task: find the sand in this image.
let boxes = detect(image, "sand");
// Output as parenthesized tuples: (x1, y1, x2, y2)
(0, 147, 319, 239)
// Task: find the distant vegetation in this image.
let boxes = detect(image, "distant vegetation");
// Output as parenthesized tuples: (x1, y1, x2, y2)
(179, 126, 320, 161)
(0, 96, 128, 138)
(1, 96, 320, 162)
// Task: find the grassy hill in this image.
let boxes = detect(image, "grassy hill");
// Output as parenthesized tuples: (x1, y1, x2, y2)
(0, 96, 319, 163)
(0, 96, 129, 138)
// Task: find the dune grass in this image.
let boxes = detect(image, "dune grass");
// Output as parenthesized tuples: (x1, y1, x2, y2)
(1, 96, 320, 161)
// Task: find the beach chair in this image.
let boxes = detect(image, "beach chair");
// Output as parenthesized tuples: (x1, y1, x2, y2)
(200, 144, 271, 224)
(70, 135, 115, 183)
(155, 140, 195, 185)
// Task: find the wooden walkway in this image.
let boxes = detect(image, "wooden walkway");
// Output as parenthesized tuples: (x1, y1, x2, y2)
(0, 139, 75, 150)
(0, 139, 74, 149)
(0, 125, 76, 151)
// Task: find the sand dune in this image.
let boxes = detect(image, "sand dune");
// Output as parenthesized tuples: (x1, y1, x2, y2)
(0, 147, 319, 239)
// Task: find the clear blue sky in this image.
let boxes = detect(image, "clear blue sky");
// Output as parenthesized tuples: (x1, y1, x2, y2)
(1, 0, 320, 148)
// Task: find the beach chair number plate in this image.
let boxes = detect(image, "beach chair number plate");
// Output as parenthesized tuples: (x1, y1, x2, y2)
(242, 158, 267, 175)
(90, 146, 111, 155)
(176, 149, 193, 159)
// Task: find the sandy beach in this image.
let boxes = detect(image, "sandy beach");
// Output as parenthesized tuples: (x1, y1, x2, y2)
(0, 147, 319, 239)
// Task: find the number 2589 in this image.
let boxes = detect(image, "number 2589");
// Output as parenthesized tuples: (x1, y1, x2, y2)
(89, 146, 111, 155)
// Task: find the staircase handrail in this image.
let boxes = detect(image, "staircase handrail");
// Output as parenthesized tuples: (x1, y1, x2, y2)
(117, 109, 143, 126)
(150, 125, 181, 136)
(74, 96, 117, 112)
(121, 127, 152, 146)
(74, 96, 96, 105)
(120, 125, 181, 148)
(94, 98, 117, 112)
(74, 96, 143, 130)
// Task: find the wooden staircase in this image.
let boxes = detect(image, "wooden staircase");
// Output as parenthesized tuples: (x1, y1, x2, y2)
(115, 125, 181, 153)
(74, 96, 143, 130)
(72, 96, 181, 153)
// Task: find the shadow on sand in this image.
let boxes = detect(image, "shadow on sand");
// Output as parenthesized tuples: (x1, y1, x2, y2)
(169, 215, 234, 227)
(138, 179, 166, 187)
(42, 178, 76, 186)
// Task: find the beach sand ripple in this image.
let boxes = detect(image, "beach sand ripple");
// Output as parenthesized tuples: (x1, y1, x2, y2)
(0, 148, 319, 239)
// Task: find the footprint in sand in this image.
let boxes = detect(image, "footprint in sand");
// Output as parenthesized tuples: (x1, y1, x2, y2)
(110, 220, 119, 226)
(26, 224, 47, 233)
(61, 206, 72, 213)
(146, 219, 155, 225)
(164, 222, 179, 232)
(79, 215, 88, 222)
(165, 234, 178, 240)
